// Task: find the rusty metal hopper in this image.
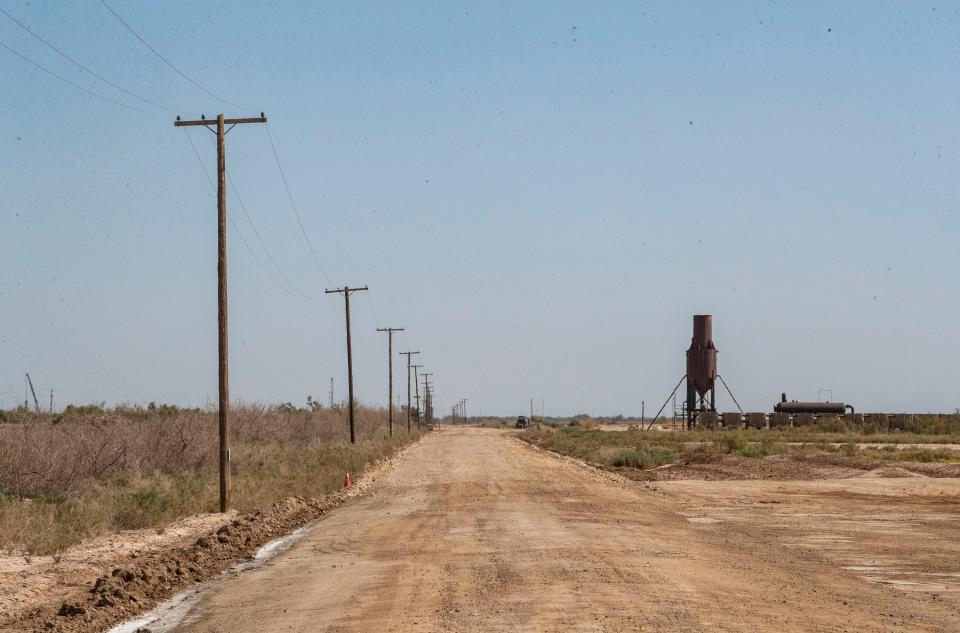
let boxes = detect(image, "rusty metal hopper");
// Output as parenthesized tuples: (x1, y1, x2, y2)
(686, 315, 717, 399)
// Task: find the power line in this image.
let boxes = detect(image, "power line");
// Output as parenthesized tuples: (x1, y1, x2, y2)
(366, 291, 382, 330)
(263, 123, 334, 287)
(98, 0, 250, 112)
(182, 129, 305, 300)
(227, 173, 319, 300)
(262, 123, 344, 326)
(0, 38, 160, 114)
(0, 6, 180, 113)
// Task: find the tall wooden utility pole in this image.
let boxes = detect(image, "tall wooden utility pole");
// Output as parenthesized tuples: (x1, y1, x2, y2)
(376, 327, 404, 436)
(399, 351, 419, 433)
(412, 364, 423, 428)
(175, 112, 266, 513)
(326, 286, 369, 444)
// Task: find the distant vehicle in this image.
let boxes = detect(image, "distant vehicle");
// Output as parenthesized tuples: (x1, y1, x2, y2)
(515, 416, 529, 429)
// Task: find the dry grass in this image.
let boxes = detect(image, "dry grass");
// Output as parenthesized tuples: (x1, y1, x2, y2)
(0, 404, 423, 554)
(519, 426, 960, 472)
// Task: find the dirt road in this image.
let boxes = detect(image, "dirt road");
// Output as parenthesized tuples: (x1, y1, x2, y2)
(165, 428, 959, 632)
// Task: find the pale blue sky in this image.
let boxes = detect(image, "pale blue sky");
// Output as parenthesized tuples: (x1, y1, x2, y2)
(1, 1, 958, 415)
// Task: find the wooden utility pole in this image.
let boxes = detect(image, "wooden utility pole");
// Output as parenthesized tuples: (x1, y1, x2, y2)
(25, 373, 40, 413)
(412, 364, 423, 428)
(399, 351, 419, 432)
(420, 373, 433, 425)
(175, 112, 266, 513)
(376, 327, 404, 436)
(421, 374, 433, 424)
(325, 286, 369, 444)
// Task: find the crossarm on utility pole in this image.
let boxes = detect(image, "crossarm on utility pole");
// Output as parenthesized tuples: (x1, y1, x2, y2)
(175, 115, 267, 127)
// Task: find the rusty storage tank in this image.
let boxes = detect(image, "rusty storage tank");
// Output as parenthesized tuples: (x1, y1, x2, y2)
(685, 315, 718, 426)
(686, 315, 717, 399)
(774, 393, 854, 415)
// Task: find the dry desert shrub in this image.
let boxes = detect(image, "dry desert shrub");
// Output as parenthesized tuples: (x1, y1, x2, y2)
(0, 403, 422, 553)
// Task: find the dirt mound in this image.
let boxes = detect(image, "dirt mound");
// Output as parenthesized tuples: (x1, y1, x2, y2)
(10, 493, 344, 633)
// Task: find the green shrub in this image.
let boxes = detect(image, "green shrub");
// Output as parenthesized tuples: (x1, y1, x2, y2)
(723, 434, 748, 453)
(113, 486, 173, 529)
(817, 417, 849, 433)
(894, 449, 958, 463)
(608, 447, 674, 469)
(735, 444, 766, 458)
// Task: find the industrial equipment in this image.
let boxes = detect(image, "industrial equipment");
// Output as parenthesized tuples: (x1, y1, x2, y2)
(774, 393, 854, 415)
(686, 315, 718, 427)
(645, 314, 742, 431)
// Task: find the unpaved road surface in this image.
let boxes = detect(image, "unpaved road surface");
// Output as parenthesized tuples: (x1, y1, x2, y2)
(168, 428, 960, 632)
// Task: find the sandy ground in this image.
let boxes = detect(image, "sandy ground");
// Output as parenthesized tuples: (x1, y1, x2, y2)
(0, 512, 234, 623)
(149, 427, 960, 633)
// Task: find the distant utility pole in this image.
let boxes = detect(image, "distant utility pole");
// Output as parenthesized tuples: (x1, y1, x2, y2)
(399, 351, 419, 432)
(25, 373, 40, 413)
(460, 398, 468, 423)
(421, 373, 433, 424)
(175, 112, 267, 513)
(530, 398, 534, 420)
(325, 285, 369, 444)
(376, 327, 404, 436)
(329, 377, 334, 408)
(49, 389, 53, 414)
(412, 365, 423, 428)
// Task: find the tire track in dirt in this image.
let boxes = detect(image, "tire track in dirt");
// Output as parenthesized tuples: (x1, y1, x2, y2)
(120, 428, 959, 633)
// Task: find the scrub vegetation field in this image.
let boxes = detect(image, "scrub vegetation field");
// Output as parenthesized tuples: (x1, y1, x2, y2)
(519, 415, 960, 481)
(0, 403, 422, 555)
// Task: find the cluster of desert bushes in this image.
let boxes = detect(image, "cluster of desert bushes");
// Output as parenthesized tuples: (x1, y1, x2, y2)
(520, 421, 960, 473)
(0, 403, 423, 554)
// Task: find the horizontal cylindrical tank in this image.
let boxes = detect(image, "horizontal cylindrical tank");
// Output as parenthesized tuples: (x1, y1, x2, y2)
(774, 393, 854, 415)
